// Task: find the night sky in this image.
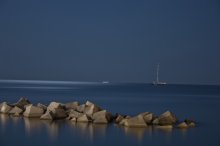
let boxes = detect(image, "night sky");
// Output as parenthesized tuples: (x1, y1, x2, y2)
(0, 0, 220, 84)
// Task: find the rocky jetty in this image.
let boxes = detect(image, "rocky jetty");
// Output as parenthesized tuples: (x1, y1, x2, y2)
(0, 98, 196, 129)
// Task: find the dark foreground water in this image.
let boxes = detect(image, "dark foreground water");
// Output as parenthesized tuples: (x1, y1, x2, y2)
(0, 80, 220, 146)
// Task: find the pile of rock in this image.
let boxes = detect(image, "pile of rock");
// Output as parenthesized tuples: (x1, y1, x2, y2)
(0, 98, 196, 129)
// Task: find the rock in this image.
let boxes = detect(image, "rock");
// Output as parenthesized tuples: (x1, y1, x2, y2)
(184, 119, 196, 127)
(157, 111, 177, 125)
(37, 103, 47, 111)
(65, 102, 79, 110)
(47, 102, 64, 111)
(12, 97, 30, 109)
(23, 105, 44, 118)
(115, 114, 124, 123)
(77, 114, 91, 123)
(76, 104, 86, 113)
(124, 115, 147, 128)
(40, 111, 54, 120)
(68, 110, 83, 119)
(177, 122, 188, 128)
(139, 112, 155, 124)
(188, 122, 196, 127)
(152, 118, 159, 125)
(92, 110, 113, 124)
(71, 117, 77, 122)
(0, 102, 12, 114)
(9, 106, 23, 115)
(51, 108, 67, 119)
(84, 101, 102, 116)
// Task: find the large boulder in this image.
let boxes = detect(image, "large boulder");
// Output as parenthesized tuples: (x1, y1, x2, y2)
(177, 122, 188, 128)
(139, 112, 155, 124)
(0, 102, 12, 114)
(124, 115, 147, 128)
(47, 102, 64, 111)
(68, 110, 83, 119)
(40, 111, 54, 120)
(51, 108, 67, 119)
(65, 102, 79, 110)
(92, 110, 113, 124)
(157, 111, 177, 125)
(9, 106, 23, 115)
(12, 97, 30, 109)
(76, 104, 86, 113)
(77, 114, 91, 123)
(114, 114, 124, 123)
(84, 101, 102, 116)
(23, 105, 44, 118)
(37, 103, 47, 111)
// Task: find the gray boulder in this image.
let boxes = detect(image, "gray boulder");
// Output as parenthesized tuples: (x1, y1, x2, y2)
(115, 114, 124, 123)
(92, 110, 113, 124)
(157, 111, 177, 125)
(124, 115, 147, 128)
(9, 106, 23, 115)
(177, 122, 188, 128)
(84, 101, 102, 116)
(139, 112, 155, 124)
(68, 110, 83, 119)
(51, 108, 67, 119)
(77, 114, 91, 123)
(65, 102, 79, 110)
(0, 102, 12, 114)
(47, 102, 64, 111)
(12, 97, 30, 109)
(76, 104, 86, 113)
(37, 103, 47, 111)
(23, 105, 44, 118)
(40, 111, 54, 120)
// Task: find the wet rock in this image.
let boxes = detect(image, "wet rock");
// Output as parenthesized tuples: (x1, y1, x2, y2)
(71, 117, 77, 122)
(184, 119, 196, 127)
(68, 110, 83, 119)
(115, 114, 124, 123)
(139, 112, 155, 124)
(119, 118, 128, 126)
(51, 108, 67, 119)
(77, 114, 91, 123)
(157, 111, 177, 125)
(84, 101, 102, 116)
(37, 103, 47, 111)
(47, 102, 64, 111)
(76, 104, 86, 113)
(65, 102, 79, 110)
(177, 122, 188, 128)
(12, 97, 30, 109)
(92, 110, 113, 124)
(124, 115, 147, 128)
(23, 105, 44, 118)
(9, 106, 23, 115)
(40, 111, 54, 120)
(152, 118, 159, 125)
(0, 102, 12, 114)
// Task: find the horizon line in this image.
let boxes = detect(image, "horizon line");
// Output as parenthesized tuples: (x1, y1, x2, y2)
(0, 79, 219, 86)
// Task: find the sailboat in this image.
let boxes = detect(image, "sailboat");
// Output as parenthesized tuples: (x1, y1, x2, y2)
(153, 63, 167, 85)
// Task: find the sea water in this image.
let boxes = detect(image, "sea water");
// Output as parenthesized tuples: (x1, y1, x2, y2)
(0, 80, 220, 146)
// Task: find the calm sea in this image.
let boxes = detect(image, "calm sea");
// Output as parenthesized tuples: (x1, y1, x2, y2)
(0, 80, 220, 146)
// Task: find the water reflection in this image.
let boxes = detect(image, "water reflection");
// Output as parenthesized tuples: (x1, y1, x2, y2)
(24, 118, 59, 140)
(0, 114, 178, 143)
(68, 122, 107, 142)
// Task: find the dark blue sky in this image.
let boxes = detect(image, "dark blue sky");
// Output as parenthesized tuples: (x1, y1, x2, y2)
(0, 0, 220, 84)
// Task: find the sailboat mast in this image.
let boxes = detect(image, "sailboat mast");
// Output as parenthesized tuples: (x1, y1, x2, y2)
(157, 63, 160, 83)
